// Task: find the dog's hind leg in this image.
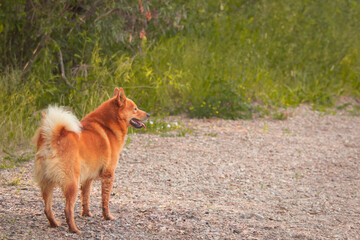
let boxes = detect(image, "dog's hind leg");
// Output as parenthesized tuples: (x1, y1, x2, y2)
(41, 183, 60, 228)
(81, 179, 93, 217)
(101, 171, 115, 220)
(63, 181, 81, 233)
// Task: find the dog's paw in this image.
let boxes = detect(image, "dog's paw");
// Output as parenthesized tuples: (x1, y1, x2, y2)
(49, 220, 61, 228)
(69, 227, 82, 234)
(81, 211, 93, 217)
(103, 215, 115, 221)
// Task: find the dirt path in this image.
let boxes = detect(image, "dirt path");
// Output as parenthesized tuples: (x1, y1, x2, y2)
(1, 106, 360, 239)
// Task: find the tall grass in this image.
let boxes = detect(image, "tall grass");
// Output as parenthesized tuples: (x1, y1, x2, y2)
(1, 0, 360, 150)
(136, 0, 360, 111)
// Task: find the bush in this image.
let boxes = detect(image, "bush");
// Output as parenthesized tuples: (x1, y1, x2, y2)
(0, 0, 360, 149)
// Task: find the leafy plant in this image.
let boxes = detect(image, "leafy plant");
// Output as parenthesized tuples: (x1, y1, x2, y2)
(0, 0, 360, 154)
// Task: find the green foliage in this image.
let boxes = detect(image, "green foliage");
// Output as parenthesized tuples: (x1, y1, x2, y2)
(0, 0, 360, 151)
(204, 133, 217, 137)
(2, 167, 26, 186)
(129, 33, 253, 119)
(0, 0, 184, 69)
(130, 117, 192, 136)
(350, 105, 360, 116)
(1, 150, 33, 169)
(187, 0, 360, 107)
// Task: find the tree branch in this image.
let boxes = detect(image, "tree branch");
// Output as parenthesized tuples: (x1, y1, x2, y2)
(58, 47, 73, 88)
(22, 35, 46, 73)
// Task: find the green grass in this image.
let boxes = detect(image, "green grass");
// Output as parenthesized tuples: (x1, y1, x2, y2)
(143, 0, 360, 109)
(1, 150, 33, 169)
(0, 0, 360, 152)
(128, 117, 192, 136)
(3, 167, 26, 186)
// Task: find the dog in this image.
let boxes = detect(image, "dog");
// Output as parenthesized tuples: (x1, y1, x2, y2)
(32, 87, 149, 233)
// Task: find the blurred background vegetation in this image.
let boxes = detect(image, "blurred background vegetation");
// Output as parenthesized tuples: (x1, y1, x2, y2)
(0, 0, 359, 149)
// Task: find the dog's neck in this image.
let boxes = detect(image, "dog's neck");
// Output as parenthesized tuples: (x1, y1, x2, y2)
(81, 99, 128, 147)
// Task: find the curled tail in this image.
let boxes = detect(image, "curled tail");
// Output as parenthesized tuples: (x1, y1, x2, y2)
(33, 106, 82, 185)
(32, 106, 82, 147)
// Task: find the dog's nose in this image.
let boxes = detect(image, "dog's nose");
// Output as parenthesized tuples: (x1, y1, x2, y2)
(146, 113, 150, 118)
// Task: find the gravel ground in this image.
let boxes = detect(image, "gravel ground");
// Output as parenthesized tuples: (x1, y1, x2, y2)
(1, 106, 360, 239)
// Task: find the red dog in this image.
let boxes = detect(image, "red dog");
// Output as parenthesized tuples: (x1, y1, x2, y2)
(32, 88, 149, 233)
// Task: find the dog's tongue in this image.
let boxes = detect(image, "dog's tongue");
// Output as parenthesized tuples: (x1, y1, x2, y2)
(135, 119, 146, 129)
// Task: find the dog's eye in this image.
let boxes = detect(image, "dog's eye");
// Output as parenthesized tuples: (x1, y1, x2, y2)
(134, 108, 137, 111)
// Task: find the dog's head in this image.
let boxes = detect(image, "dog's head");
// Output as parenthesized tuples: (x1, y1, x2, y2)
(113, 87, 149, 129)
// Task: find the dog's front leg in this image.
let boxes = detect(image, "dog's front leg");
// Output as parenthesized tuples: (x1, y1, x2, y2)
(101, 171, 115, 220)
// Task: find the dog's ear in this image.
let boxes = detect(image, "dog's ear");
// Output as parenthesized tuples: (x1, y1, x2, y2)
(114, 87, 126, 106)
(113, 87, 119, 97)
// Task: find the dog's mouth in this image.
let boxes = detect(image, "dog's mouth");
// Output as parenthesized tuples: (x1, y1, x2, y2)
(130, 118, 146, 129)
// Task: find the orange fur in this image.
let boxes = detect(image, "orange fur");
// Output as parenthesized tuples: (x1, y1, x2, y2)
(33, 88, 149, 233)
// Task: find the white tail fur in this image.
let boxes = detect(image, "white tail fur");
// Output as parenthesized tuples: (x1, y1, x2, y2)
(41, 106, 82, 143)
(32, 106, 82, 145)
